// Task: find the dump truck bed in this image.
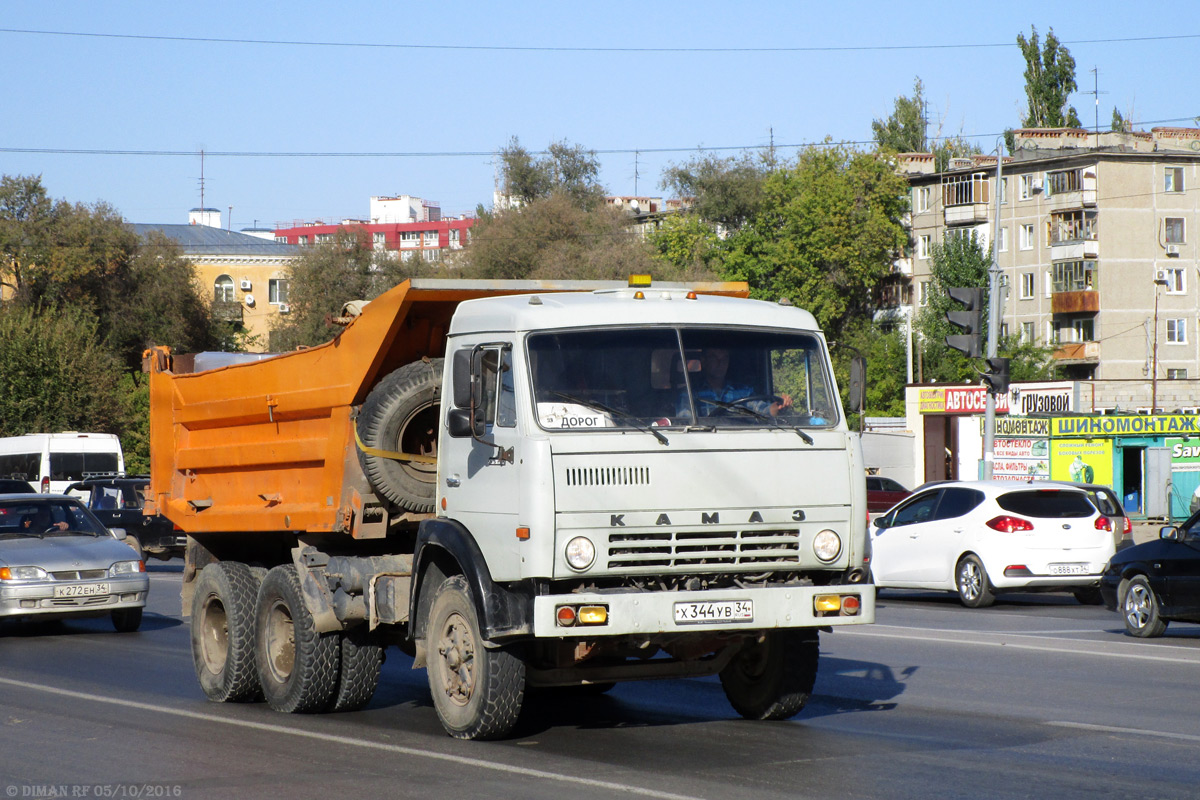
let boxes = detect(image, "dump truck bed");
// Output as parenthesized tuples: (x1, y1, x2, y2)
(145, 278, 749, 535)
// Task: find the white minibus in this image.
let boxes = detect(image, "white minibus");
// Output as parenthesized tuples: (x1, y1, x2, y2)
(0, 433, 125, 494)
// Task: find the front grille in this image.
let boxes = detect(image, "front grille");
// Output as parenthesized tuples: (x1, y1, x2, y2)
(49, 596, 111, 608)
(606, 528, 800, 569)
(50, 569, 107, 581)
(565, 466, 651, 487)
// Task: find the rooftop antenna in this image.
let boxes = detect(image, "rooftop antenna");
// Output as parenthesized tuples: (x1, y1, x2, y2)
(199, 149, 205, 210)
(633, 150, 640, 196)
(1084, 67, 1108, 137)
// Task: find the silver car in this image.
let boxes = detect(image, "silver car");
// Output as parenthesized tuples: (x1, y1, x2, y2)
(0, 494, 148, 631)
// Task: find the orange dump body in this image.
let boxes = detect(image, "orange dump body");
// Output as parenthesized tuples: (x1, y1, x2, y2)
(145, 278, 749, 536)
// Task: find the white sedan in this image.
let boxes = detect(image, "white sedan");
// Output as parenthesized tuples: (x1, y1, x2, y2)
(868, 480, 1116, 607)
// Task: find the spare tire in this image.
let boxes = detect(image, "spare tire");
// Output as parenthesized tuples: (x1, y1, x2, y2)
(357, 358, 443, 512)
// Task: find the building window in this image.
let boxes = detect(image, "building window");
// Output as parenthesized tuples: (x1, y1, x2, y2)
(917, 234, 931, 259)
(1165, 167, 1185, 193)
(1019, 272, 1034, 299)
(372, 232, 386, 249)
(315, 233, 333, 244)
(918, 281, 929, 307)
(1050, 210, 1098, 244)
(1019, 174, 1033, 200)
(423, 231, 439, 247)
(1165, 218, 1185, 244)
(1021, 322, 1035, 343)
(941, 173, 990, 207)
(1167, 318, 1187, 344)
(214, 275, 234, 303)
(997, 227, 1009, 252)
(999, 177, 1008, 204)
(274, 235, 288, 243)
(1045, 168, 1082, 196)
(448, 228, 461, 243)
(400, 231, 420, 247)
(1052, 260, 1097, 293)
(914, 186, 930, 213)
(999, 322, 1009, 339)
(1057, 317, 1095, 343)
(1163, 267, 1185, 294)
(298, 235, 309, 245)
(1019, 223, 1035, 250)
(422, 248, 441, 262)
(1168, 368, 1188, 379)
(269, 278, 290, 305)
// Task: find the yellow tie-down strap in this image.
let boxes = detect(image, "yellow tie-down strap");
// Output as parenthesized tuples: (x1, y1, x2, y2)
(353, 425, 437, 465)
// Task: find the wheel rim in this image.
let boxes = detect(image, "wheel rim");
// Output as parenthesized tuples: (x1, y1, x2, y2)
(197, 593, 229, 675)
(264, 599, 296, 683)
(1124, 583, 1152, 630)
(398, 404, 439, 484)
(959, 561, 982, 601)
(436, 611, 476, 708)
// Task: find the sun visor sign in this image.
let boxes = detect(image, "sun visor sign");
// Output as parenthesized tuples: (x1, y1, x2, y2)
(537, 402, 614, 429)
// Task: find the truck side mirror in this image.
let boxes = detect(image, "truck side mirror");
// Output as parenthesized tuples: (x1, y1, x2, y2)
(847, 355, 866, 415)
(447, 408, 476, 438)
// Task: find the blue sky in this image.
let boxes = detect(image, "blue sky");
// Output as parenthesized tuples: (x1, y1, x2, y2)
(2, 1, 1197, 230)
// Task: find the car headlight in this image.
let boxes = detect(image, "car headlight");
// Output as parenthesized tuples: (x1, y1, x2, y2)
(813, 530, 842, 562)
(0, 566, 48, 581)
(109, 560, 144, 576)
(564, 536, 596, 571)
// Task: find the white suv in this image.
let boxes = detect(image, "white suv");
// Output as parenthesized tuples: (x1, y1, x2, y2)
(869, 480, 1116, 607)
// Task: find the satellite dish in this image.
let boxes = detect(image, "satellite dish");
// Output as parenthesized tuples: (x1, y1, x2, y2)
(244, 294, 256, 307)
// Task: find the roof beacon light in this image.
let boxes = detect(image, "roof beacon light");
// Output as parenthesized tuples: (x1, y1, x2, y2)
(628, 273, 652, 287)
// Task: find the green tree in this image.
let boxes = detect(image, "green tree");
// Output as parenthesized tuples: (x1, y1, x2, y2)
(0, 304, 124, 435)
(647, 212, 721, 276)
(270, 229, 436, 350)
(0, 175, 55, 300)
(498, 137, 605, 210)
(835, 317, 909, 425)
(1111, 107, 1130, 132)
(872, 77, 928, 154)
(660, 151, 768, 230)
(713, 144, 910, 342)
(1016, 26, 1081, 129)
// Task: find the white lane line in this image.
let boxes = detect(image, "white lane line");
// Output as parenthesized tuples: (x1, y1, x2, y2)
(837, 626, 1200, 665)
(1047, 720, 1200, 744)
(0, 676, 702, 800)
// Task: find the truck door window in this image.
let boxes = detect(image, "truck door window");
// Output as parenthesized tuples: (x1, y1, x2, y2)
(476, 346, 516, 429)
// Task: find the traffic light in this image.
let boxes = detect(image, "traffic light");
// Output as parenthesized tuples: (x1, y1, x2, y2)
(945, 287, 984, 358)
(983, 357, 1011, 394)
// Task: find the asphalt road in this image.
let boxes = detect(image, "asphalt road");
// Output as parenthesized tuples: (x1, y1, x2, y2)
(2, 565, 1199, 800)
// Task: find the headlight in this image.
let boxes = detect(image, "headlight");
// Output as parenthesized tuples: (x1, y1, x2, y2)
(109, 560, 144, 576)
(564, 536, 596, 571)
(813, 529, 842, 562)
(0, 566, 48, 581)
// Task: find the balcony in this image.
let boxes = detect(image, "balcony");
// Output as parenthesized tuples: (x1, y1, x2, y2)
(1045, 168, 1098, 211)
(211, 300, 244, 324)
(944, 203, 991, 226)
(1051, 239, 1099, 261)
(941, 173, 991, 227)
(1051, 290, 1100, 314)
(1053, 341, 1100, 364)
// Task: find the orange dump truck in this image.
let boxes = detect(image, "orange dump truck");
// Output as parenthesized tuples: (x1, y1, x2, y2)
(146, 276, 873, 739)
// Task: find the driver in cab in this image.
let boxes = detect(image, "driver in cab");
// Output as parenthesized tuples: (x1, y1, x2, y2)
(680, 347, 792, 418)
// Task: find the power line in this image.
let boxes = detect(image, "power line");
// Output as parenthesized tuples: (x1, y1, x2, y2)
(2, 27, 1199, 53)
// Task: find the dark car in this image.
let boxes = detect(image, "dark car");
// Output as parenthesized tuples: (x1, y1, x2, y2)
(866, 476, 911, 514)
(0, 479, 37, 494)
(65, 476, 185, 561)
(1042, 481, 1133, 552)
(1100, 516, 1200, 637)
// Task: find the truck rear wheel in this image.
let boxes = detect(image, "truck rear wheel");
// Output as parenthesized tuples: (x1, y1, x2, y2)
(426, 575, 525, 739)
(719, 630, 819, 720)
(326, 626, 384, 712)
(357, 359, 443, 513)
(191, 562, 262, 703)
(255, 565, 340, 713)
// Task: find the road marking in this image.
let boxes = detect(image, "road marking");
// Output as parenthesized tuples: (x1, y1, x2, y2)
(1047, 720, 1200, 743)
(837, 625, 1200, 665)
(0, 676, 702, 800)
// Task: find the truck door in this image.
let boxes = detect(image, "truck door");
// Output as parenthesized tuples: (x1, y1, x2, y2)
(440, 344, 522, 563)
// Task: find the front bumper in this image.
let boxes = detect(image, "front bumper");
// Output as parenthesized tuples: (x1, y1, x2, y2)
(0, 574, 148, 619)
(532, 582, 874, 637)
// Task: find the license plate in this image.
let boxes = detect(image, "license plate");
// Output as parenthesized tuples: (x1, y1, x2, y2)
(673, 600, 753, 624)
(53, 583, 110, 598)
(1048, 563, 1089, 575)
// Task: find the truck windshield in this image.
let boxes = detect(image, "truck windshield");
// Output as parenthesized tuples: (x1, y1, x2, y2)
(528, 327, 838, 431)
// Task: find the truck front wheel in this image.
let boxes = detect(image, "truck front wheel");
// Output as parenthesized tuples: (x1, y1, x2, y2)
(191, 562, 262, 703)
(357, 358, 443, 513)
(719, 630, 819, 720)
(426, 575, 525, 739)
(255, 565, 340, 713)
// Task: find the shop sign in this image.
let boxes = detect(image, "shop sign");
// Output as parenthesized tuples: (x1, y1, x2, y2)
(1049, 439, 1114, 486)
(1052, 415, 1200, 437)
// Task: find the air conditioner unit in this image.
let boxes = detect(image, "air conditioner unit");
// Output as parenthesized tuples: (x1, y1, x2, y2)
(1030, 176, 1044, 192)
(278, 303, 290, 314)
(1156, 269, 1170, 284)
(1166, 244, 1181, 256)
(240, 279, 252, 290)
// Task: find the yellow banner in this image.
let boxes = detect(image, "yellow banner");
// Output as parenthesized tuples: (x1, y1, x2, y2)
(1051, 415, 1200, 437)
(1049, 439, 1113, 485)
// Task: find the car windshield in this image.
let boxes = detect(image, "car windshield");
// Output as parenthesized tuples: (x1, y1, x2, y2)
(528, 327, 838, 431)
(996, 490, 1095, 518)
(0, 498, 109, 537)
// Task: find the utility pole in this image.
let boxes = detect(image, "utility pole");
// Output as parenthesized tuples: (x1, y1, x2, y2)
(982, 144, 1004, 479)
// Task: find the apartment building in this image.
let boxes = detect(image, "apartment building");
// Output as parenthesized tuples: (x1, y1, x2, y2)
(898, 128, 1200, 403)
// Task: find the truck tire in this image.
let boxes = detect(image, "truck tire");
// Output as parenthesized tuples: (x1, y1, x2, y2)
(326, 626, 384, 712)
(191, 562, 263, 703)
(719, 630, 819, 721)
(426, 575, 525, 739)
(255, 565, 340, 713)
(357, 358, 443, 513)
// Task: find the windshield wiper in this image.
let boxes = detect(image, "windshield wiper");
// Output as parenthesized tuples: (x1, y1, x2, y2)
(702, 399, 815, 445)
(548, 391, 669, 446)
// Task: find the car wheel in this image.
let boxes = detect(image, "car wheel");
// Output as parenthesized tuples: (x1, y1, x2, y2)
(956, 555, 995, 608)
(1121, 575, 1168, 638)
(111, 607, 143, 633)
